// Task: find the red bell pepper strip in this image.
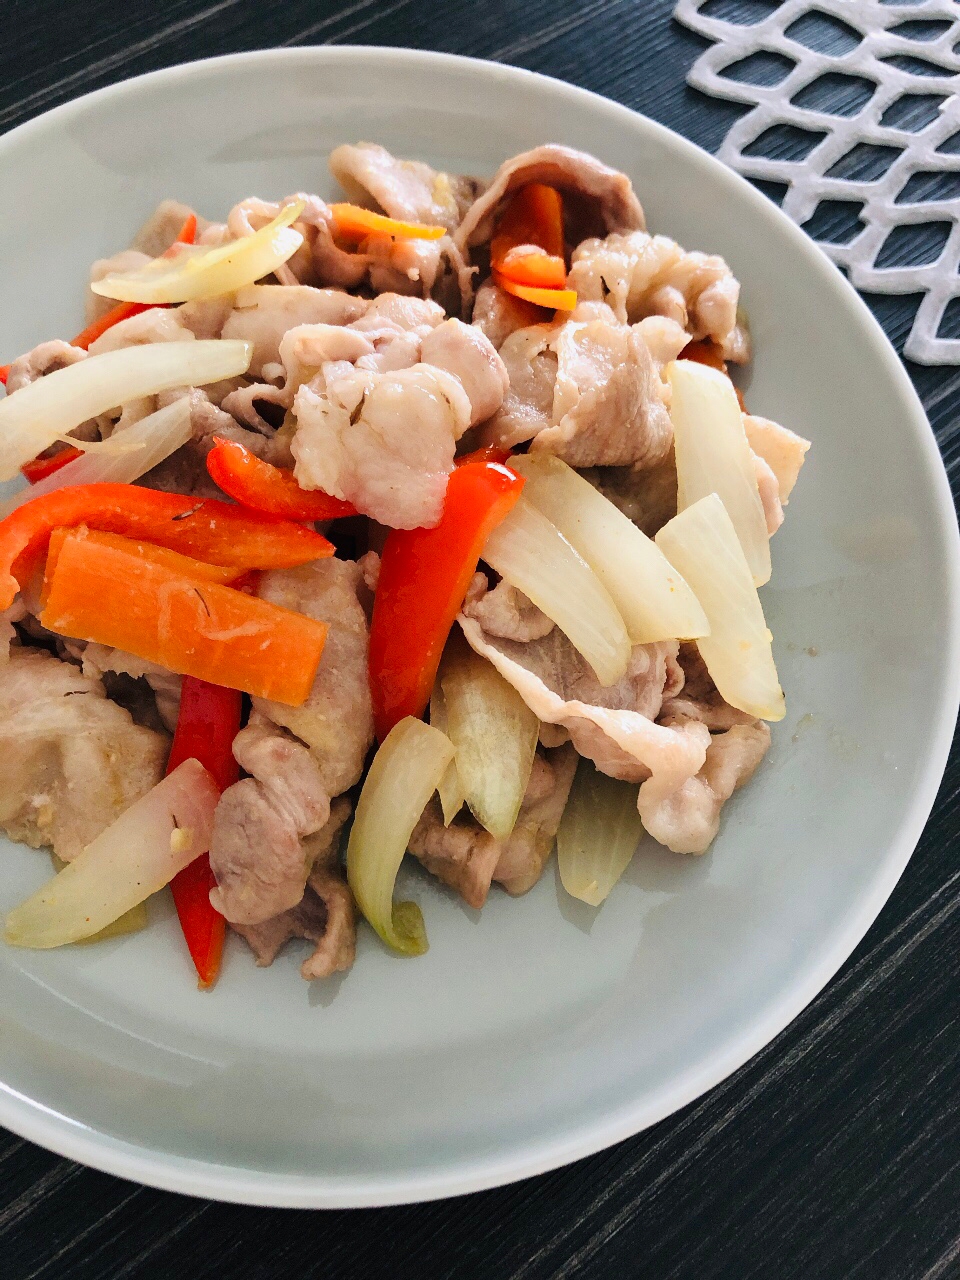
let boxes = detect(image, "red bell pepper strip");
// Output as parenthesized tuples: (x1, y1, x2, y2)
(20, 445, 84, 485)
(0, 365, 9, 385)
(206, 436, 357, 521)
(0, 482, 333, 610)
(165, 675, 241, 989)
(369, 460, 525, 741)
(174, 213, 198, 246)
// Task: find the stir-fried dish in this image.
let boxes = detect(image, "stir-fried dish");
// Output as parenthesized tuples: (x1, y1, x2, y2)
(0, 142, 810, 986)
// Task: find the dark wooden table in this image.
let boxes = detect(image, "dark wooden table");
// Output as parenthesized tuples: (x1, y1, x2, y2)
(3, 2, 959, 1276)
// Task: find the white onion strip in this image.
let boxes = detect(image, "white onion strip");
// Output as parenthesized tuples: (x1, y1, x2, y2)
(4, 760, 220, 949)
(439, 634, 539, 840)
(668, 359, 771, 586)
(510, 454, 709, 644)
(429, 685, 466, 825)
(0, 399, 192, 519)
(346, 718, 454, 956)
(91, 202, 305, 304)
(557, 758, 644, 906)
(481, 495, 631, 687)
(0, 340, 252, 482)
(656, 494, 785, 721)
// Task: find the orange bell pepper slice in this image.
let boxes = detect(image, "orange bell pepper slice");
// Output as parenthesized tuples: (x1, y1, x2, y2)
(0, 482, 333, 611)
(369, 459, 525, 741)
(492, 271, 578, 311)
(330, 202, 447, 242)
(206, 436, 357, 521)
(39, 530, 328, 706)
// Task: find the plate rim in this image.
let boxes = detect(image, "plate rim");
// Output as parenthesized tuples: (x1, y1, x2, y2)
(1, 42, 958, 1209)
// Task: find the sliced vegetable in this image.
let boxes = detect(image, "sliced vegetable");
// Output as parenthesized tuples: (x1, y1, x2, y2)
(330, 202, 446, 242)
(481, 495, 631, 687)
(21, 447, 84, 485)
(429, 684, 466, 825)
(77, 902, 149, 942)
(0, 365, 9, 385)
(0, 479, 332, 610)
(557, 758, 644, 906)
(91, 202, 305, 304)
(39, 531, 329, 706)
(346, 717, 454, 956)
(369, 459, 525, 741)
(1, 399, 193, 519)
(439, 632, 539, 839)
(510, 454, 709, 644)
(206, 436, 357, 521)
(174, 213, 198, 246)
(70, 301, 163, 352)
(166, 676, 242, 989)
(679, 339, 747, 410)
(667, 359, 771, 586)
(41, 527, 249, 606)
(491, 183, 566, 289)
(656, 493, 784, 721)
(4, 759, 220, 949)
(0, 339, 252, 483)
(492, 271, 577, 311)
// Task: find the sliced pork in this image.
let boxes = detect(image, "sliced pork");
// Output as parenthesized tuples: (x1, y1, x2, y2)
(329, 142, 482, 233)
(209, 717, 331, 926)
(569, 230, 749, 361)
(0, 648, 168, 862)
(462, 574, 555, 643)
(4, 340, 87, 394)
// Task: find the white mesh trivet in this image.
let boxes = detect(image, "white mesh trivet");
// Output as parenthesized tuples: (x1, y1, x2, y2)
(674, 0, 960, 364)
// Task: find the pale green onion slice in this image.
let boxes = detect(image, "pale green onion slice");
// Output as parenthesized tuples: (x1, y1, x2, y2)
(481, 495, 630, 687)
(429, 684, 466, 825)
(439, 633, 539, 840)
(0, 339, 252, 482)
(91, 202, 305, 304)
(668, 359, 771, 586)
(346, 717, 454, 956)
(509, 453, 708, 644)
(557, 758, 644, 905)
(5, 759, 220, 949)
(656, 493, 784, 721)
(0, 398, 192, 518)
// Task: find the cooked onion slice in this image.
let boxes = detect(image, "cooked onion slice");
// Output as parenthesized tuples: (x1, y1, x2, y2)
(429, 684, 466, 825)
(439, 633, 539, 839)
(557, 758, 644, 905)
(481, 495, 630, 687)
(0, 398, 192, 518)
(346, 717, 454, 956)
(4, 759, 220, 949)
(91, 202, 305, 304)
(656, 494, 785, 721)
(668, 359, 771, 586)
(510, 454, 708, 644)
(0, 340, 252, 482)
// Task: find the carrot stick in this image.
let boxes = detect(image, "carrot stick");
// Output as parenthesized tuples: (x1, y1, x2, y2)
(330, 202, 446, 241)
(39, 531, 328, 706)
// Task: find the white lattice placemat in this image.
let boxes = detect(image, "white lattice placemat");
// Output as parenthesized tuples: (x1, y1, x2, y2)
(674, 0, 960, 364)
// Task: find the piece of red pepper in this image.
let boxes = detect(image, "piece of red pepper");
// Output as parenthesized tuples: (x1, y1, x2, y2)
(165, 676, 241, 989)
(206, 436, 357, 521)
(20, 446, 85, 485)
(368, 459, 525, 741)
(0, 482, 334, 610)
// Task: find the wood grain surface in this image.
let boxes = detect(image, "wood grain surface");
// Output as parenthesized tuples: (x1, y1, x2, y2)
(2, 2, 959, 1276)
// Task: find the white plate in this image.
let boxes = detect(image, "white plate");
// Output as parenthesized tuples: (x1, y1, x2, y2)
(0, 46, 957, 1209)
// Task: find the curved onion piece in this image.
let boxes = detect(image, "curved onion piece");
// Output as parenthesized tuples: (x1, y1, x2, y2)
(346, 718, 454, 956)
(510, 454, 708, 644)
(91, 202, 305, 304)
(668, 359, 771, 586)
(558, 758, 644, 906)
(656, 494, 784, 721)
(439, 632, 539, 840)
(481, 495, 630, 687)
(0, 399, 192, 518)
(4, 759, 220, 949)
(429, 685, 466, 825)
(0, 340, 252, 482)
